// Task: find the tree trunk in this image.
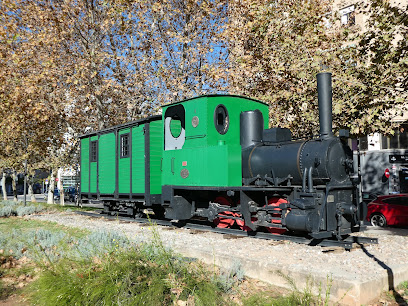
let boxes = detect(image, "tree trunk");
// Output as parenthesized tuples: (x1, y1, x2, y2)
(47, 170, 56, 204)
(60, 183, 65, 206)
(11, 171, 18, 202)
(1, 172, 7, 201)
(28, 176, 37, 203)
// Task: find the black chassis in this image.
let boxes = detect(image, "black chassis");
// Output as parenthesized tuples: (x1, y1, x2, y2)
(161, 183, 362, 240)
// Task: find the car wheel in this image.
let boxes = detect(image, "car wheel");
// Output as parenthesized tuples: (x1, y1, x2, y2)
(370, 214, 387, 227)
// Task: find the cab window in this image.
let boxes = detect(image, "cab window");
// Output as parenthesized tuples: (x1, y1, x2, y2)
(164, 104, 185, 150)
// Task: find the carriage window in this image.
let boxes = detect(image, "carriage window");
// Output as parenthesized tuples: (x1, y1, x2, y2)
(214, 104, 229, 135)
(90, 140, 98, 162)
(164, 104, 185, 150)
(120, 133, 130, 158)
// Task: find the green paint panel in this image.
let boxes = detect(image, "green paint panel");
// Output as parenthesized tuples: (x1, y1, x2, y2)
(132, 126, 145, 194)
(162, 96, 269, 187)
(99, 133, 116, 194)
(162, 144, 241, 187)
(80, 138, 89, 193)
(118, 129, 130, 193)
(206, 96, 269, 147)
(90, 163, 97, 193)
(90, 135, 98, 193)
(184, 98, 207, 140)
(149, 120, 163, 195)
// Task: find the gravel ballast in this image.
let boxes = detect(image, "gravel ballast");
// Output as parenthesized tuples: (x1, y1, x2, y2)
(28, 211, 408, 305)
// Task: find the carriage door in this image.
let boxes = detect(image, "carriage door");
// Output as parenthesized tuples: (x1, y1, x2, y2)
(89, 136, 98, 195)
(163, 104, 186, 185)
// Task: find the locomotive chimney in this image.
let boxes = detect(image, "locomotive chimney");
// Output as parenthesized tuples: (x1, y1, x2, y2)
(317, 72, 333, 139)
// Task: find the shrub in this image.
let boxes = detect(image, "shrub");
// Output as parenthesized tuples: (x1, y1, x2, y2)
(16, 206, 36, 217)
(216, 260, 245, 293)
(25, 221, 228, 305)
(0, 206, 13, 217)
(28, 247, 227, 306)
(0, 201, 45, 218)
(73, 230, 132, 259)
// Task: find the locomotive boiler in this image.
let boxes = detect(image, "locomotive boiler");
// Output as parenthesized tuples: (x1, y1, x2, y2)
(79, 72, 365, 241)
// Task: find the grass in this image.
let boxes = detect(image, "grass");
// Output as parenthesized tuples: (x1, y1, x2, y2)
(28, 248, 226, 305)
(24, 218, 228, 305)
(0, 217, 89, 239)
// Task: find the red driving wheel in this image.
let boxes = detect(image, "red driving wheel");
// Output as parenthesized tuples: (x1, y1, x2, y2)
(266, 197, 287, 235)
(213, 196, 235, 228)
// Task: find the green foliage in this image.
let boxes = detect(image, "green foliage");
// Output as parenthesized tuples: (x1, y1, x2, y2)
(0, 216, 229, 304)
(398, 281, 408, 289)
(397, 280, 408, 296)
(26, 220, 228, 305)
(28, 247, 226, 306)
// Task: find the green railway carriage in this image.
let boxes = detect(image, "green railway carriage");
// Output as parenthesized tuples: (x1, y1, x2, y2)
(80, 95, 268, 216)
(80, 115, 163, 213)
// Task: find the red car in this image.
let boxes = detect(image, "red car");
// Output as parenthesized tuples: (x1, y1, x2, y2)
(366, 194, 408, 227)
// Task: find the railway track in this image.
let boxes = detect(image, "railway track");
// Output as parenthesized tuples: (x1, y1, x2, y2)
(75, 210, 378, 250)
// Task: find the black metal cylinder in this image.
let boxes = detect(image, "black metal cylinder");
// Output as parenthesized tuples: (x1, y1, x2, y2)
(242, 137, 351, 185)
(240, 110, 263, 149)
(317, 72, 333, 139)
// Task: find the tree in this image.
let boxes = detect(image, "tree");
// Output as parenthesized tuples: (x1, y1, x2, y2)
(224, 0, 408, 136)
(1, 0, 229, 203)
(0, 0, 68, 203)
(351, 0, 408, 135)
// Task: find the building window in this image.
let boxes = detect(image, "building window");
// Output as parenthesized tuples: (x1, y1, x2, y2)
(340, 5, 355, 26)
(359, 136, 368, 151)
(90, 140, 98, 162)
(381, 125, 408, 149)
(120, 133, 130, 158)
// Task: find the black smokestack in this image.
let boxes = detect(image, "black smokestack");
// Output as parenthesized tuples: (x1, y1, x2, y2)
(317, 72, 333, 139)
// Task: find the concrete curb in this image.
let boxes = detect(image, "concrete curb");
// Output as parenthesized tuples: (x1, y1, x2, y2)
(176, 246, 408, 305)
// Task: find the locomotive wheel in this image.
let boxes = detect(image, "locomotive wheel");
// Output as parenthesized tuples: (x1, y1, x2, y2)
(213, 196, 235, 228)
(236, 197, 287, 234)
(236, 217, 257, 232)
(265, 197, 287, 235)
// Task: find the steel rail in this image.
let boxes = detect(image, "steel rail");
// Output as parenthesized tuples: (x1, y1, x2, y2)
(74, 211, 378, 250)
